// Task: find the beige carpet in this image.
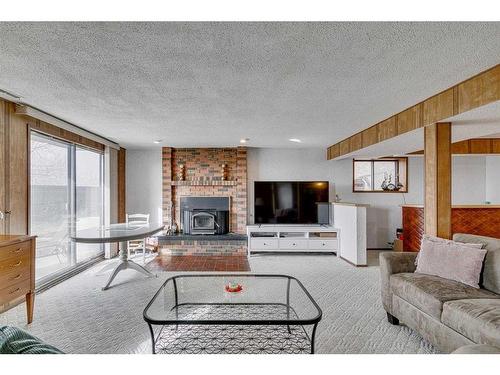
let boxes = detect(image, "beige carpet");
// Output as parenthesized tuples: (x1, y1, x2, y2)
(0, 252, 438, 354)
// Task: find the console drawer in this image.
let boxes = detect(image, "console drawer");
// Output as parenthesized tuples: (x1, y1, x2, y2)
(309, 239, 338, 251)
(250, 238, 278, 250)
(0, 240, 31, 263)
(279, 238, 308, 250)
(0, 252, 30, 274)
(0, 278, 30, 305)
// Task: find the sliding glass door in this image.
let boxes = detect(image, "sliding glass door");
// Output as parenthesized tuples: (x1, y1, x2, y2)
(30, 132, 104, 285)
(75, 147, 104, 263)
(30, 134, 72, 280)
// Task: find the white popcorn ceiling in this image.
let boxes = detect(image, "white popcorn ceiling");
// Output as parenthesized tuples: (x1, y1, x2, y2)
(0, 22, 499, 149)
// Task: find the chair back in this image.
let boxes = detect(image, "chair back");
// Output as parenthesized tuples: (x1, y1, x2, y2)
(126, 213, 150, 225)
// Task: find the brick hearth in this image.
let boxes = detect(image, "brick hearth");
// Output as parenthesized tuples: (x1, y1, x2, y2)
(162, 147, 247, 234)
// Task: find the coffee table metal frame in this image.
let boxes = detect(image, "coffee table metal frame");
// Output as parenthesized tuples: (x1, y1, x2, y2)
(143, 274, 322, 354)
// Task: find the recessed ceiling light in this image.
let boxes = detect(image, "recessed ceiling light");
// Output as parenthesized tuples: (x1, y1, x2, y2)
(240, 138, 250, 144)
(289, 138, 302, 143)
(153, 140, 162, 144)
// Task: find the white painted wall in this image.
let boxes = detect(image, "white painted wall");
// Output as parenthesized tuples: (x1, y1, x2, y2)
(452, 156, 487, 204)
(332, 155, 498, 248)
(332, 157, 424, 249)
(126, 149, 163, 224)
(247, 148, 334, 223)
(486, 156, 500, 203)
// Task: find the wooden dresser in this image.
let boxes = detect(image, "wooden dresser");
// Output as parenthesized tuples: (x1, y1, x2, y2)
(0, 235, 36, 323)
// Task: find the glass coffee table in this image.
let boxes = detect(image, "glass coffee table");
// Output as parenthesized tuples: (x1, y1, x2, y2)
(143, 274, 322, 354)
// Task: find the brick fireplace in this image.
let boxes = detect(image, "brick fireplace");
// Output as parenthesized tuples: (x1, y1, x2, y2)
(162, 147, 248, 234)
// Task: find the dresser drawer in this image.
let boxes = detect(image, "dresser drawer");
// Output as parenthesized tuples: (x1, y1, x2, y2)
(0, 252, 30, 274)
(0, 240, 31, 263)
(0, 265, 31, 287)
(309, 239, 338, 251)
(279, 238, 308, 250)
(250, 238, 278, 250)
(0, 278, 30, 305)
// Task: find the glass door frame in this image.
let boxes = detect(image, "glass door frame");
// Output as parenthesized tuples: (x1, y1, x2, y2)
(30, 130, 105, 288)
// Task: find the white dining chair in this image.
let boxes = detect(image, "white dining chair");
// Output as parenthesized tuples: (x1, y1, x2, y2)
(126, 213, 151, 263)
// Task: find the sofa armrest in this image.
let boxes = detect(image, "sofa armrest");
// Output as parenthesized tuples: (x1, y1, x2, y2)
(379, 252, 418, 314)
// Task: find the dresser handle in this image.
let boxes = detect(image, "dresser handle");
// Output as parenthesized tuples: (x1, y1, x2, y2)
(11, 274, 22, 280)
(11, 248, 22, 254)
(11, 260, 22, 267)
(9, 288, 20, 295)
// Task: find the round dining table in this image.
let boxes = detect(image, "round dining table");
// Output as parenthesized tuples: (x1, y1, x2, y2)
(71, 222, 164, 290)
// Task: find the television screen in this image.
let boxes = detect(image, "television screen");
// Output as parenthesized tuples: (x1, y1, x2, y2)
(254, 181, 329, 224)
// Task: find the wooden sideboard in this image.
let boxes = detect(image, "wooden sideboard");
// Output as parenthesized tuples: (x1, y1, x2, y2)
(402, 205, 500, 251)
(0, 235, 36, 323)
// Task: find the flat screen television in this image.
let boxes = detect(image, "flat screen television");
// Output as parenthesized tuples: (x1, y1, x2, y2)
(254, 181, 329, 224)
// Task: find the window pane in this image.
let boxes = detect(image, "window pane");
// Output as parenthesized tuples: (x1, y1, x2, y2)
(75, 147, 104, 263)
(373, 161, 397, 191)
(354, 161, 372, 191)
(31, 134, 72, 281)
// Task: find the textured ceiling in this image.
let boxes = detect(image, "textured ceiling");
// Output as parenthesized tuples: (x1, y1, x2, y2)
(0, 22, 499, 149)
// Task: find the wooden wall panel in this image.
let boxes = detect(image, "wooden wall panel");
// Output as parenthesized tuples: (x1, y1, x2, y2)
(423, 88, 455, 126)
(451, 140, 470, 154)
(377, 117, 397, 142)
(0, 100, 6, 235)
(402, 206, 424, 252)
(397, 104, 422, 135)
(403, 206, 500, 251)
(458, 65, 500, 113)
(492, 139, 500, 154)
(362, 126, 378, 148)
(117, 147, 126, 223)
(339, 139, 350, 156)
(6, 105, 29, 235)
(350, 132, 362, 152)
(469, 139, 492, 154)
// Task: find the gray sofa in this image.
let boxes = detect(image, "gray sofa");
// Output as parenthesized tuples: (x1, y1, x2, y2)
(380, 233, 500, 353)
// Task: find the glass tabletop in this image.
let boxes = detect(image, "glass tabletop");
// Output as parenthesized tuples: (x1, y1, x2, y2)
(143, 274, 322, 325)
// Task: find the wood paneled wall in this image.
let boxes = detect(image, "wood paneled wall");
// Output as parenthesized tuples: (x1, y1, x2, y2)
(117, 147, 126, 223)
(327, 64, 500, 159)
(0, 99, 29, 235)
(1, 97, 115, 236)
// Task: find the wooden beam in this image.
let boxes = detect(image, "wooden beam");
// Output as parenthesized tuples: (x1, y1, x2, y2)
(408, 137, 500, 155)
(424, 122, 452, 239)
(117, 147, 126, 223)
(327, 64, 500, 160)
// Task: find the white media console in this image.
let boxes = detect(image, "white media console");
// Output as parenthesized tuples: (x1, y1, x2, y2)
(246, 225, 339, 255)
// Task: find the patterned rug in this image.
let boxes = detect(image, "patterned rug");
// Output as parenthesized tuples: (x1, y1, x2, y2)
(0, 252, 438, 354)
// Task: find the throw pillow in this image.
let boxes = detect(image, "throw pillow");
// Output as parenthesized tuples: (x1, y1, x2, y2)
(415, 235, 487, 288)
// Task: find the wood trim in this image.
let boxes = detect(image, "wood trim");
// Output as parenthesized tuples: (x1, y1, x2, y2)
(424, 123, 451, 239)
(117, 147, 126, 223)
(408, 137, 500, 155)
(29, 119, 104, 152)
(362, 126, 378, 148)
(423, 88, 455, 125)
(352, 157, 408, 193)
(327, 64, 500, 160)
(377, 117, 397, 142)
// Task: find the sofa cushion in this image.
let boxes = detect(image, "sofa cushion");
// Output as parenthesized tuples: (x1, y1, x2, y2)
(453, 233, 500, 295)
(0, 326, 63, 354)
(390, 273, 499, 320)
(416, 235, 487, 288)
(442, 299, 500, 348)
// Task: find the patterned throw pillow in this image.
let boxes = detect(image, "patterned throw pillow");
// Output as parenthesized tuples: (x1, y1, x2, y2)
(415, 235, 487, 288)
(0, 326, 63, 354)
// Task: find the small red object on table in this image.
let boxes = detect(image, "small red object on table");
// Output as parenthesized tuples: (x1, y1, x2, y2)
(225, 282, 243, 293)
